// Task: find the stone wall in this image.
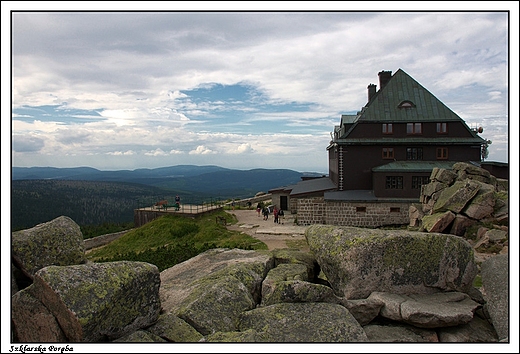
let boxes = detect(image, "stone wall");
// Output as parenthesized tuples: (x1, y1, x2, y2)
(295, 197, 411, 227)
(296, 197, 326, 225)
(325, 201, 411, 227)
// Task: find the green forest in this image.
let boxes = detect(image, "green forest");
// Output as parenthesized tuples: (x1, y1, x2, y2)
(11, 180, 199, 232)
(11, 167, 311, 233)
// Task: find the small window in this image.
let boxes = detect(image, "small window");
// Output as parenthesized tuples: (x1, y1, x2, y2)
(390, 207, 400, 213)
(437, 122, 448, 134)
(398, 100, 415, 109)
(407, 123, 422, 134)
(406, 147, 423, 160)
(382, 123, 393, 134)
(437, 147, 448, 160)
(382, 148, 394, 159)
(386, 176, 403, 189)
(356, 207, 366, 213)
(412, 176, 430, 189)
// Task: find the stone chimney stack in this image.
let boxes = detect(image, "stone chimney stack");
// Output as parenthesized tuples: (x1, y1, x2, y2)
(378, 70, 392, 89)
(367, 84, 377, 102)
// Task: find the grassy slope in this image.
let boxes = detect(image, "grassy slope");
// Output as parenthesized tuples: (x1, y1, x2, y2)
(86, 209, 267, 271)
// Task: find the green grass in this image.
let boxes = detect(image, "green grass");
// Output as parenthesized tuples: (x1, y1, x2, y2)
(86, 210, 267, 271)
(80, 221, 134, 239)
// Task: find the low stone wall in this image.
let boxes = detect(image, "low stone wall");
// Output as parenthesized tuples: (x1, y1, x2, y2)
(295, 197, 411, 227)
(296, 197, 326, 225)
(229, 194, 272, 208)
(84, 230, 132, 250)
(326, 201, 411, 227)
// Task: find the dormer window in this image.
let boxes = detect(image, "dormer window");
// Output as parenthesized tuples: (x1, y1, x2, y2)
(398, 100, 415, 109)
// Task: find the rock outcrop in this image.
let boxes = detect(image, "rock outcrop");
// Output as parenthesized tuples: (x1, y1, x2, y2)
(11, 215, 507, 344)
(305, 225, 477, 299)
(12, 261, 161, 342)
(411, 162, 508, 239)
(12, 216, 87, 280)
(480, 254, 509, 341)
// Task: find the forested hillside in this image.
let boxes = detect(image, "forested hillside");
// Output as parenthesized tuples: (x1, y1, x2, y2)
(11, 166, 324, 231)
(11, 180, 186, 230)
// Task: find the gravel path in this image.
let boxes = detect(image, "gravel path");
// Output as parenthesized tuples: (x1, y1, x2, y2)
(225, 209, 310, 251)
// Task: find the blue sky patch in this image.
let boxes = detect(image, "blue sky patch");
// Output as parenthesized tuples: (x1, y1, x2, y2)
(13, 105, 105, 124)
(178, 83, 318, 133)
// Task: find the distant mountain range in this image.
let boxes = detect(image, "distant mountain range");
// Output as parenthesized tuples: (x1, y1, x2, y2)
(11, 165, 325, 197)
(11, 165, 327, 229)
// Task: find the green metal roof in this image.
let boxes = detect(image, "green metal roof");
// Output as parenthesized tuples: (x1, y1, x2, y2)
(372, 160, 459, 172)
(340, 114, 358, 124)
(334, 137, 484, 145)
(360, 69, 463, 123)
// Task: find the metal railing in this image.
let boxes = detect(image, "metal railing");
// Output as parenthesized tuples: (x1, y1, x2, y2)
(135, 196, 225, 214)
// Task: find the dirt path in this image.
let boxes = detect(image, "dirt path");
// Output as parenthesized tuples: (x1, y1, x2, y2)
(225, 209, 310, 251)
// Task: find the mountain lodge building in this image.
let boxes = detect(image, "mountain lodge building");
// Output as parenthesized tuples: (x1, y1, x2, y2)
(270, 69, 502, 227)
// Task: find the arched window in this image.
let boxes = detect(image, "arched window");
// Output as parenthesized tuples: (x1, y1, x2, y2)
(398, 100, 415, 109)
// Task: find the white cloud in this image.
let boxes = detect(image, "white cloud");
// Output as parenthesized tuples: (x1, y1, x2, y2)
(144, 148, 168, 157)
(106, 150, 135, 156)
(5, 9, 514, 172)
(189, 145, 215, 155)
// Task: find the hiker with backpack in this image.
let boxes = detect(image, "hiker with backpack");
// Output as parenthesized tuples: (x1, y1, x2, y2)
(262, 206, 269, 220)
(278, 208, 284, 224)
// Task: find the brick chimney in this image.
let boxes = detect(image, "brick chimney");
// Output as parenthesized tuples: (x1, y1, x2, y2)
(367, 84, 377, 102)
(378, 70, 392, 89)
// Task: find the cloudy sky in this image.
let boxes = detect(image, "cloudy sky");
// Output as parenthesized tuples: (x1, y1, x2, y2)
(4, 4, 517, 174)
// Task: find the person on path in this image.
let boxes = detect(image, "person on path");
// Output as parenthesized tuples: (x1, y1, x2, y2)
(273, 206, 279, 224)
(232, 200, 235, 210)
(257, 203, 262, 217)
(278, 208, 285, 224)
(262, 206, 269, 220)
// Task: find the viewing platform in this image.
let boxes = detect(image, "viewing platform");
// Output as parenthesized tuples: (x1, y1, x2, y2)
(134, 203, 223, 227)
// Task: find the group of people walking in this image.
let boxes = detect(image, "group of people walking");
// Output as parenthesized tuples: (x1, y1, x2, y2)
(256, 203, 284, 224)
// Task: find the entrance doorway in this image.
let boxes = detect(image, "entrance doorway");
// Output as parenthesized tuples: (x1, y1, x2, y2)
(280, 196, 288, 210)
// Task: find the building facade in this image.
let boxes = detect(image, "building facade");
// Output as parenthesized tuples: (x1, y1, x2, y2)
(328, 69, 485, 198)
(271, 69, 495, 227)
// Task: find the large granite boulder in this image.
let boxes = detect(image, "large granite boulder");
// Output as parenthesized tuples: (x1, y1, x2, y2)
(452, 162, 491, 183)
(12, 216, 87, 279)
(364, 323, 438, 342)
(369, 291, 480, 328)
(176, 274, 257, 335)
(25, 261, 161, 342)
(437, 315, 499, 342)
(306, 225, 477, 299)
(414, 164, 508, 234)
(432, 180, 481, 214)
(481, 254, 509, 341)
(260, 263, 341, 306)
(12, 231, 504, 344)
(12, 287, 68, 342)
(238, 302, 368, 342)
(145, 313, 203, 342)
(160, 248, 272, 315)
